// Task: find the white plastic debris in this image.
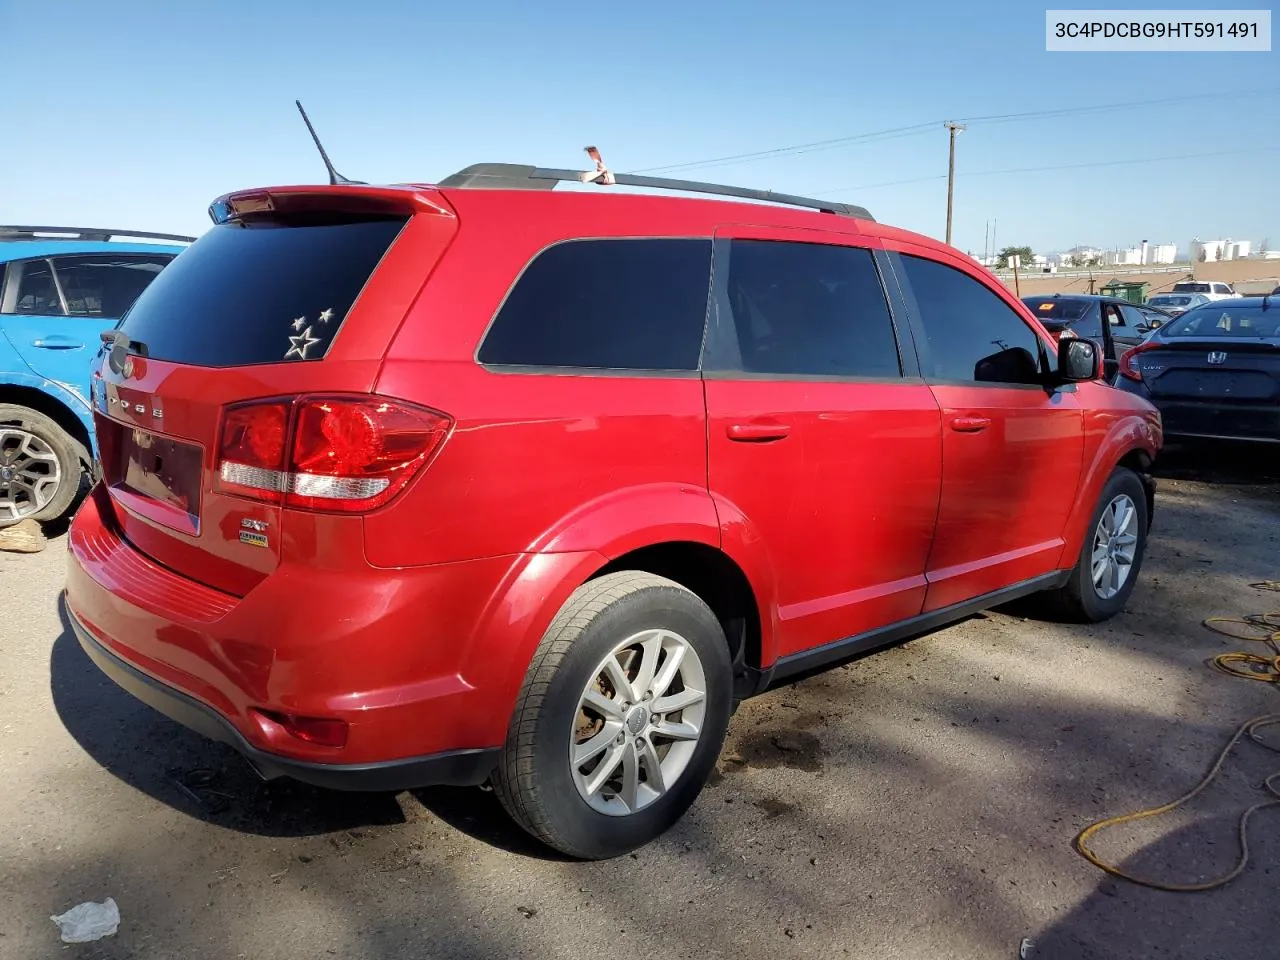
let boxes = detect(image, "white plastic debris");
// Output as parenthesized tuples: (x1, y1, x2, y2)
(50, 898, 120, 943)
(1019, 937, 1035, 959)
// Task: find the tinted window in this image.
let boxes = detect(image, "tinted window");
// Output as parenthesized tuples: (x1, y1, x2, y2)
(51, 255, 172, 318)
(3, 260, 64, 316)
(479, 239, 710, 370)
(1173, 282, 1211, 293)
(1162, 306, 1280, 339)
(1119, 305, 1147, 328)
(723, 240, 899, 378)
(1023, 297, 1090, 321)
(119, 217, 406, 367)
(900, 254, 1045, 385)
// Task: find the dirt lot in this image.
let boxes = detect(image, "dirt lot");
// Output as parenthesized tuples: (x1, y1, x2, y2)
(2, 447, 1279, 960)
(1007, 259, 1280, 298)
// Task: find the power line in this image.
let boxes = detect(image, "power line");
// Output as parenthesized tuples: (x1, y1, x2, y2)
(627, 123, 936, 175)
(815, 145, 1280, 195)
(628, 86, 1280, 176)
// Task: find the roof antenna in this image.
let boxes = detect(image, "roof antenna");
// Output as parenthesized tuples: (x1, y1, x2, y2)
(294, 100, 365, 186)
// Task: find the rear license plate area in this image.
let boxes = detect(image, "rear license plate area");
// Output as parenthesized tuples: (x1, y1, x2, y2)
(106, 428, 204, 535)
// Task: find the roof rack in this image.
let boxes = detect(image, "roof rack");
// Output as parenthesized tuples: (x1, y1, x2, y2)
(0, 225, 196, 243)
(437, 162, 874, 222)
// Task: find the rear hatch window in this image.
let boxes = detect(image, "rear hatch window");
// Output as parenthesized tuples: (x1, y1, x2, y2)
(1025, 298, 1091, 324)
(118, 215, 407, 367)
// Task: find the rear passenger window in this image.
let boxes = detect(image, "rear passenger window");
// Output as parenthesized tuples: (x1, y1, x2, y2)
(3, 260, 64, 316)
(723, 240, 900, 378)
(478, 239, 711, 371)
(899, 254, 1045, 386)
(51, 255, 172, 318)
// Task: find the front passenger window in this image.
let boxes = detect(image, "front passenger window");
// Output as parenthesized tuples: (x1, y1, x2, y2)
(898, 254, 1046, 386)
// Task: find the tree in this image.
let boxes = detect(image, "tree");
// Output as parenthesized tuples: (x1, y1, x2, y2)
(997, 245, 1035, 269)
(1215, 245, 1224, 261)
(1198, 246, 1208, 262)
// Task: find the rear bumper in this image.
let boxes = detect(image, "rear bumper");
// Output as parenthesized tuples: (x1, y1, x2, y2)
(63, 485, 561, 785)
(70, 607, 499, 790)
(1154, 400, 1280, 443)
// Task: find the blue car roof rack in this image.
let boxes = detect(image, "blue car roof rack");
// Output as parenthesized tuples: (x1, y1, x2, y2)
(0, 225, 196, 243)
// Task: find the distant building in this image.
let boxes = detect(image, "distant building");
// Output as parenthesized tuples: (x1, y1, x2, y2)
(1106, 247, 1144, 266)
(1147, 243, 1177, 265)
(1189, 238, 1252, 262)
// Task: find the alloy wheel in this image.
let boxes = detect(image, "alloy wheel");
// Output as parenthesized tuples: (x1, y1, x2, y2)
(0, 427, 62, 524)
(569, 628, 708, 816)
(1091, 493, 1139, 600)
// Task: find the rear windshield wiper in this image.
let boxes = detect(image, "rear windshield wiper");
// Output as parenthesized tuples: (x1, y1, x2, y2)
(100, 330, 149, 374)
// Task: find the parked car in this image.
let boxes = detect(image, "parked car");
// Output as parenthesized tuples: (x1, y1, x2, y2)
(0, 226, 191, 526)
(1020, 293, 1164, 379)
(65, 165, 1161, 859)
(1170, 280, 1237, 302)
(1117, 297, 1279, 443)
(1146, 292, 1210, 318)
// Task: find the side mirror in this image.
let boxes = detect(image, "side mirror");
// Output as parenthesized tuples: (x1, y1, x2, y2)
(1058, 336, 1101, 382)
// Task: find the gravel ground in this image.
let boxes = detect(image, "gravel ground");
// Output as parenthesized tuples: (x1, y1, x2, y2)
(2, 447, 1279, 960)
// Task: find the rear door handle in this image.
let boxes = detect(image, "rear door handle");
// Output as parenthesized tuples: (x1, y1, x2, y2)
(949, 416, 991, 433)
(31, 335, 84, 350)
(727, 421, 791, 442)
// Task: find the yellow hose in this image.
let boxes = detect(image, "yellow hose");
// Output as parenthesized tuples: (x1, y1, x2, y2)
(1072, 581, 1280, 892)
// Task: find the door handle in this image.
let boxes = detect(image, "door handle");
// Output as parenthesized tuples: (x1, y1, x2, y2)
(949, 416, 991, 433)
(727, 421, 791, 442)
(31, 336, 84, 350)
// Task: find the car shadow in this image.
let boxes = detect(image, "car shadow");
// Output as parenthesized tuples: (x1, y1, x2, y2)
(1155, 440, 1280, 486)
(50, 595, 409, 838)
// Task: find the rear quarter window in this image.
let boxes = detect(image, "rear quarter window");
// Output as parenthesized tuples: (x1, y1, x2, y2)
(478, 238, 712, 371)
(118, 216, 407, 367)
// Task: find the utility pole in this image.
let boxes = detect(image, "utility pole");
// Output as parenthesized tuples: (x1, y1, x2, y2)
(944, 122, 966, 247)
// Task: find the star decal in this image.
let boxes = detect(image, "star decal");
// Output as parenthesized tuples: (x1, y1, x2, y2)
(291, 316, 307, 331)
(284, 325, 321, 360)
(317, 307, 335, 324)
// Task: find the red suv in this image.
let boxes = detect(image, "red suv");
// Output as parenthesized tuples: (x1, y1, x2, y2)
(65, 162, 1162, 859)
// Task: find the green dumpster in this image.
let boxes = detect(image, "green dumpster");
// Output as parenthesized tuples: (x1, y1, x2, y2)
(1099, 281, 1149, 304)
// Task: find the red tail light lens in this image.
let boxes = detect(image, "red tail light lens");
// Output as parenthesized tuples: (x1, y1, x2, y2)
(1119, 343, 1157, 382)
(217, 402, 291, 501)
(214, 396, 451, 512)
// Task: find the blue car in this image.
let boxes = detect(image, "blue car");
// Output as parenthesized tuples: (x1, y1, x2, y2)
(0, 225, 192, 526)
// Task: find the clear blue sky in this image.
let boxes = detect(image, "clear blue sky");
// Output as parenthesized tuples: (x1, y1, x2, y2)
(2, 0, 1276, 256)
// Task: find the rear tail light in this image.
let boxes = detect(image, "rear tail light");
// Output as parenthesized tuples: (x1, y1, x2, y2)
(215, 395, 451, 512)
(1118, 342, 1158, 382)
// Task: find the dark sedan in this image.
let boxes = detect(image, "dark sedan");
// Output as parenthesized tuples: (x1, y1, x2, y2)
(1021, 293, 1168, 378)
(1114, 297, 1279, 443)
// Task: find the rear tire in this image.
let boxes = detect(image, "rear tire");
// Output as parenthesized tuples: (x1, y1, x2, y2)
(493, 571, 732, 860)
(1043, 466, 1149, 623)
(0, 404, 84, 528)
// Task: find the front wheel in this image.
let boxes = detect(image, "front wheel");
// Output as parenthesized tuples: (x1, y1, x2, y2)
(492, 571, 732, 859)
(1045, 466, 1149, 622)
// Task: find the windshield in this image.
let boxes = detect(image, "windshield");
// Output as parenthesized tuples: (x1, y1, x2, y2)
(1023, 298, 1091, 322)
(1148, 296, 1191, 307)
(1172, 282, 1211, 293)
(1160, 305, 1280, 339)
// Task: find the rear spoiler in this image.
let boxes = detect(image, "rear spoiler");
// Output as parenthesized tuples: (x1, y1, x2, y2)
(208, 185, 453, 224)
